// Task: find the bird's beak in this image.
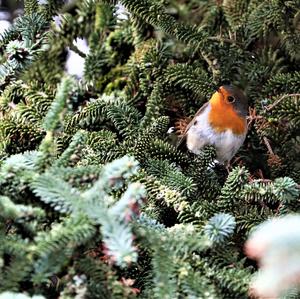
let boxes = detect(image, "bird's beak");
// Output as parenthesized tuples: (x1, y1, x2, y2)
(218, 86, 225, 94)
(217, 86, 225, 101)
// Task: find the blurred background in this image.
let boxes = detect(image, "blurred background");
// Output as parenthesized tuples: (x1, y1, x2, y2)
(0, 0, 23, 20)
(0, 0, 23, 33)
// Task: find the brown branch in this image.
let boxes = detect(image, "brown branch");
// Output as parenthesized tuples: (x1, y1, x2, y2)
(263, 137, 274, 155)
(69, 43, 87, 58)
(265, 93, 300, 111)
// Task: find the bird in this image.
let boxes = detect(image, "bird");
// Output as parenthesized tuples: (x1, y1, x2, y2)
(177, 85, 248, 164)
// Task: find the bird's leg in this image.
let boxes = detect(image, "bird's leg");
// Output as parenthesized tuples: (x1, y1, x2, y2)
(225, 156, 243, 173)
(225, 157, 240, 174)
(231, 156, 242, 167)
(225, 161, 231, 174)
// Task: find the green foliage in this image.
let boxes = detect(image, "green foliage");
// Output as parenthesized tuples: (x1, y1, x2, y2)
(0, 0, 300, 298)
(42, 76, 76, 132)
(0, 13, 50, 86)
(204, 213, 236, 244)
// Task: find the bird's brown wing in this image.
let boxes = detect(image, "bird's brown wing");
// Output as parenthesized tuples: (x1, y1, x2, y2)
(176, 102, 209, 148)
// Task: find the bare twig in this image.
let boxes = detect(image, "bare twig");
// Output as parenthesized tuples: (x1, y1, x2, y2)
(247, 107, 264, 128)
(265, 93, 300, 111)
(69, 43, 87, 58)
(263, 136, 274, 155)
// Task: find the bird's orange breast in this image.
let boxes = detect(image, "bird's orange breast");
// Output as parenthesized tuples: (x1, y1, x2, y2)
(208, 91, 246, 135)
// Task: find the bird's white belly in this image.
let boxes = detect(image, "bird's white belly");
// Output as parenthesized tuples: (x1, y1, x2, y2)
(186, 105, 246, 163)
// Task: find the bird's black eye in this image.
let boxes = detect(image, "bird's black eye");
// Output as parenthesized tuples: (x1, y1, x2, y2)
(194, 120, 198, 125)
(228, 96, 235, 103)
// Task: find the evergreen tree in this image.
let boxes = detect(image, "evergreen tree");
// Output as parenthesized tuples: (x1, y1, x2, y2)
(0, 0, 299, 298)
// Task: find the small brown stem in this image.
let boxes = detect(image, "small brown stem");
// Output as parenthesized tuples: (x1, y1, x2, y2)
(246, 107, 263, 128)
(263, 137, 274, 155)
(69, 43, 87, 58)
(265, 93, 300, 111)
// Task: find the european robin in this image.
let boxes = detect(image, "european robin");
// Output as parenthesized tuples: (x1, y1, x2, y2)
(178, 85, 248, 163)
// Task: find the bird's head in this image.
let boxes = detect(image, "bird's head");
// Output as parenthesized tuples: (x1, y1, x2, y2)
(210, 85, 248, 117)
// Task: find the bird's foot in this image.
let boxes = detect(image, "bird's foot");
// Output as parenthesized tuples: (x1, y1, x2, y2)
(225, 162, 231, 174)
